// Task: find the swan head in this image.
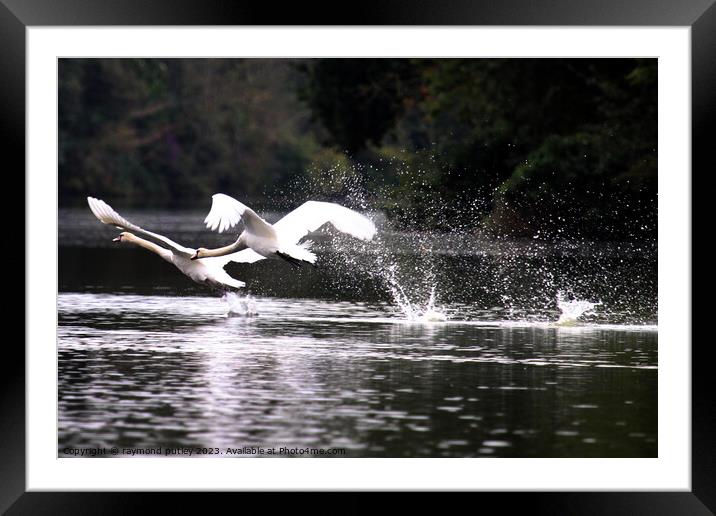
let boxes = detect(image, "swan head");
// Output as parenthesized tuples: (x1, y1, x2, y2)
(191, 248, 209, 260)
(113, 232, 132, 243)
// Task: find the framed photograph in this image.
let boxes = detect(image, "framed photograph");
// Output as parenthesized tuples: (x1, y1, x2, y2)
(5, 0, 711, 512)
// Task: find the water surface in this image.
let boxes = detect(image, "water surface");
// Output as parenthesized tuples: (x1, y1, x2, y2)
(58, 208, 657, 457)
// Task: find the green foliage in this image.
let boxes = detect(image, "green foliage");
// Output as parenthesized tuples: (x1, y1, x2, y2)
(485, 59, 657, 238)
(299, 59, 419, 152)
(59, 59, 317, 207)
(59, 58, 656, 239)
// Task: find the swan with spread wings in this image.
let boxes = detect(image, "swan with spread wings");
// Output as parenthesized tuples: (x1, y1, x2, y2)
(191, 194, 376, 267)
(87, 197, 245, 291)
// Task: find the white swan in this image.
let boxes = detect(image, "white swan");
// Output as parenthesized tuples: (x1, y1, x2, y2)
(87, 197, 245, 291)
(191, 194, 376, 266)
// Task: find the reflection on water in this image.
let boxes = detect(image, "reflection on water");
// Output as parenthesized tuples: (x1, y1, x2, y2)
(58, 209, 657, 457)
(59, 293, 657, 457)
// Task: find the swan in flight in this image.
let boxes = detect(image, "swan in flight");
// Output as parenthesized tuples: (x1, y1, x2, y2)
(191, 194, 376, 266)
(87, 197, 245, 291)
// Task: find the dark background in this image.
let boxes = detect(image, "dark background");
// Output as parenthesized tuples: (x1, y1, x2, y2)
(59, 58, 657, 240)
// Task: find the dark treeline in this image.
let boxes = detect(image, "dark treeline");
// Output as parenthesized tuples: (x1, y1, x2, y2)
(59, 58, 656, 239)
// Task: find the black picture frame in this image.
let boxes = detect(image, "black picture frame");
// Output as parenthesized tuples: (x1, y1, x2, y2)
(4, 0, 711, 513)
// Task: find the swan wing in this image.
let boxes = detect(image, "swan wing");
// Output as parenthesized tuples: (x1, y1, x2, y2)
(87, 197, 194, 257)
(204, 248, 267, 266)
(204, 193, 275, 237)
(199, 250, 265, 288)
(273, 201, 376, 244)
(198, 260, 246, 289)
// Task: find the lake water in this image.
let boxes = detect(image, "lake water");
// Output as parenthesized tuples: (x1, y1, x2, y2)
(58, 208, 657, 457)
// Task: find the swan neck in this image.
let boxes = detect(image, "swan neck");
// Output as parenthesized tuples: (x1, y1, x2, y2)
(202, 239, 245, 258)
(124, 234, 172, 261)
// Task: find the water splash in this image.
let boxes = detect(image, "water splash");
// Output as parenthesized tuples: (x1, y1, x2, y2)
(222, 292, 259, 317)
(555, 291, 600, 325)
(385, 267, 447, 322)
(420, 285, 449, 322)
(274, 157, 654, 326)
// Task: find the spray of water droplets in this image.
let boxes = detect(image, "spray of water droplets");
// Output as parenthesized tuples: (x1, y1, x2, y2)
(261, 156, 655, 326)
